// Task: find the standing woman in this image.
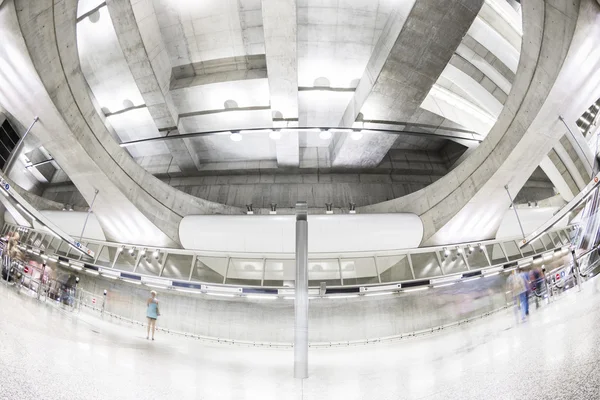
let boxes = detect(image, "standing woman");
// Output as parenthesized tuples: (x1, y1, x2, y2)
(146, 290, 160, 340)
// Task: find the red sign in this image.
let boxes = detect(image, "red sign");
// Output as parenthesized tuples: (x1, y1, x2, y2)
(555, 273, 560, 281)
(92, 298, 96, 304)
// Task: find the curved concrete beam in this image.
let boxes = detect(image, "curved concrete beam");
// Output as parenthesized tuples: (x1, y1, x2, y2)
(7, 0, 241, 247)
(361, 0, 600, 246)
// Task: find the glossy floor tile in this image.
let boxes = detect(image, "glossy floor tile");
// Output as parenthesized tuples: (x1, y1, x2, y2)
(1, 279, 600, 400)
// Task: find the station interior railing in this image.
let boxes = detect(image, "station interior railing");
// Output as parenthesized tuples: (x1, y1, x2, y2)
(1, 222, 577, 297)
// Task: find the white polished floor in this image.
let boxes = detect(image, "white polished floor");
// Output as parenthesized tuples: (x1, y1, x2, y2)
(1, 280, 600, 400)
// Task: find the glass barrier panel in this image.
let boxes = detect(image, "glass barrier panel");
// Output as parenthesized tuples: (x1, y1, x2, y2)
(264, 259, 294, 287)
(161, 253, 193, 280)
(341, 258, 378, 285)
(411, 252, 443, 279)
(192, 256, 228, 284)
(46, 236, 61, 253)
(95, 245, 116, 268)
(83, 242, 101, 261)
(225, 258, 263, 286)
(28, 232, 43, 247)
(1, 224, 8, 235)
(136, 251, 163, 276)
(465, 246, 490, 268)
(114, 249, 139, 272)
(521, 242, 535, 257)
(378, 255, 413, 282)
(308, 259, 341, 287)
(503, 241, 522, 261)
(530, 238, 544, 253)
(439, 250, 469, 275)
(40, 234, 52, 251)
(56, 240, 72, 256)
(549, 232, 562, 247)
(540, 233, 552, 249)
(558, 230, 569, 245)
(486, 243, 507, 265)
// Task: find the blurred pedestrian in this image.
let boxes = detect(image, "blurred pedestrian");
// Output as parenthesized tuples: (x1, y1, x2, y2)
(146, 290, 160, 340)
(507, 269, 528, 321)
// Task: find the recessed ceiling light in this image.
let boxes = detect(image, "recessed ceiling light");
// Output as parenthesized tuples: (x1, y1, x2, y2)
(230, 132, 242, 142)
(319, 130, 332, 140)
(350, 131, 363, 141)
(269, 130, 281, 140)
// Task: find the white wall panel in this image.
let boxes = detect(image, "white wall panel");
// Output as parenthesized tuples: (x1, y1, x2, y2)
(496, 207, 568, 240)
(180, 213, 423, 253)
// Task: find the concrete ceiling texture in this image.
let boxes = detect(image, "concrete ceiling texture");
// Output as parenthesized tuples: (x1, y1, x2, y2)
(69, 0, 522, 178)
(4, 0, 600, 248)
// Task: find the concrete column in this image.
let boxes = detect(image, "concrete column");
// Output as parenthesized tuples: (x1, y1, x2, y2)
(294, 201, 308, 379)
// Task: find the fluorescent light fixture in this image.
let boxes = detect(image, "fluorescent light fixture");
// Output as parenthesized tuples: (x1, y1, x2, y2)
(268, 130, 281, 140)
(48, 257, 58, 262)
(41, 254, 48, 259)
(175, 288, 201, 294)
(100, 269, 120, 277)
(85, 269, 99, 275)
(101, 274, 117, 280)
(431, 275, 461, 285)
(70, 265, 83, 271)
(350, 131, 363, 141)
(283, 296, 295, 300)
(463, 276, 482, 282)
(246, 295, 277, 300)
(145, 283, 168, 289)
(433, 282, 456, 288)
(403, 287, 429, 292)
(483, 266, 503, 274)
(485, 272, 500, 277)
(327, 294, 359, 299)
(59, 261, 69, 266)
(230, 132, 242, 142)
(364, 291, 394, 297)
(206, 292, 235, 298)
(123, 279, 142, 285)
(319, 130, 332, 140)
(327, 128, 353, 134)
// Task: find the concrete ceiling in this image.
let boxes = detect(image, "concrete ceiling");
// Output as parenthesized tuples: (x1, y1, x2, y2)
(27, 0, 523, 186)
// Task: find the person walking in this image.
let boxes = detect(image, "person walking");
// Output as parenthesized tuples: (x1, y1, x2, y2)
(146, 290, 160, 340)
(507, 269, 528, 321)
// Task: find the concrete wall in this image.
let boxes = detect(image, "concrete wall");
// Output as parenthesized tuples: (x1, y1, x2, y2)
(42, 148, 457, 210)
(73, 271, 512, 344)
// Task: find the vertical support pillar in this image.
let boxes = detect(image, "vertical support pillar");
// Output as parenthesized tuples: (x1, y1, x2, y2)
(294, 201, 308, 379)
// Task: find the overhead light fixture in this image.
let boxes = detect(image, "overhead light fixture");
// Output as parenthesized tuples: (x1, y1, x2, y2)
(141, 248, 146, 256)
(270, 203, 277, 215)
(469, 245, 475, 253)
(456, 247, 463, 254)
(246, 204, 254, 215)
(117, 245, 124, 253)
(443, 247, 450, 258)
(349, 203, 356, 214)
(269, 130, 281, 140)
(128, 247, 135, 255)
(152, 250, 159, 259)
(350, 131, 363, 141)
(479, 243, 484, 251)
(230, 132, 242, 142)
(319, 130, 332, 140)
